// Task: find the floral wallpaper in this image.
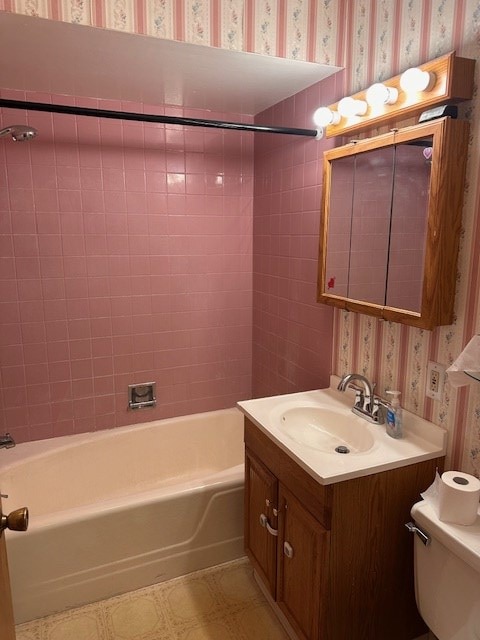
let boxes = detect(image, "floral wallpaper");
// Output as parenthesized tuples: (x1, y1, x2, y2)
(1, 0, 480, 475)
(340, 0, 480, 477)
(0, 0, 340, 62)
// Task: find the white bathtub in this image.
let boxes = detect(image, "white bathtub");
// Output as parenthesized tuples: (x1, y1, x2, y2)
(0, 407, 245, 624)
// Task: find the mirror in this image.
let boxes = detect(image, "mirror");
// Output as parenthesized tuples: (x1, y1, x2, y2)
(326, 139, 430, 312)
(386, 140, 430, 311)
(318, 117, 469, 330)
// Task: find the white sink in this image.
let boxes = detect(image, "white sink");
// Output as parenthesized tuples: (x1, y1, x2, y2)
(237, 376, 448, 485)
(277, 406, 374, 454)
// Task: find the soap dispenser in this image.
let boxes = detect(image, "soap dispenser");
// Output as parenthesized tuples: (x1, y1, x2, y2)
(385, 390, 403, 439)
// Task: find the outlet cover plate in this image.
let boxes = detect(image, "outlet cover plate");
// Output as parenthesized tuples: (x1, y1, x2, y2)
(426, 361, 446, 401)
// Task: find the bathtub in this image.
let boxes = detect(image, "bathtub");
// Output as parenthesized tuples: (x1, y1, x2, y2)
(0, 407, 245, 624)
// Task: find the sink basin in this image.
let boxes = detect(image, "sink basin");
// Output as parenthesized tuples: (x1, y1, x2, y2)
(277, 406, 375, 454)
(238, 383, 447, 483)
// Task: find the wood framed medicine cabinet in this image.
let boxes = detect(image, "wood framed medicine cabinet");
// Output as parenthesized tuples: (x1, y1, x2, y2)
(317, 116, 469, 330)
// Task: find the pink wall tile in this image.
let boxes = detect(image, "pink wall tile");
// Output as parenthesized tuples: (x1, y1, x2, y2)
(252, 80, 335, 397)
(1, 93, 253, 441)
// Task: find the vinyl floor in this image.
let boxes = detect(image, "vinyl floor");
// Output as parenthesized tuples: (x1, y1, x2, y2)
(15, 558, 290, 640)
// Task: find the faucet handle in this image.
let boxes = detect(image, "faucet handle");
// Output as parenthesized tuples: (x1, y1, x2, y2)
(0, 433, 15, 449)
(353, 389, 363, 409)
(347, 383, 374, 412)
(372, 397, 387, 424)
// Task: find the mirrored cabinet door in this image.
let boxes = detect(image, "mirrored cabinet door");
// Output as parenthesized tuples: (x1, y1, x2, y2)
(325, 155, 354, 298)
(386, 139, 431, 312)
(348, 146, 394, 305)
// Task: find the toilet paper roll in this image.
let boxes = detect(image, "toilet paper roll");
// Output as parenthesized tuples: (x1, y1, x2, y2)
(438, 471, 480, 525)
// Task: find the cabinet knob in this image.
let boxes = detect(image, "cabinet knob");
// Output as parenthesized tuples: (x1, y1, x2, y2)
(283, 541, 294, 558)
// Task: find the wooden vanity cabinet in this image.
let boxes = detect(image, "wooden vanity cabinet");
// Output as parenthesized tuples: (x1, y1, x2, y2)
(245, 449, 328, 640)
(244, 418, 443, 640)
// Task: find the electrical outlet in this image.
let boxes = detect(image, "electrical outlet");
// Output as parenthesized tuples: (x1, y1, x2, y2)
(426, 361, 445, 400)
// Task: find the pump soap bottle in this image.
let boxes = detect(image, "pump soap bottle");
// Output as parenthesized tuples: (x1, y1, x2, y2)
(385, 390, 403, 439)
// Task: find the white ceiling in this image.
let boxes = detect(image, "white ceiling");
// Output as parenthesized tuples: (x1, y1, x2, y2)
(0, 12, 340, 116)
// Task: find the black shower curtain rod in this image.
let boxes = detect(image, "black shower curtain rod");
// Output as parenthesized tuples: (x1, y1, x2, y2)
(0, 98, 319, 138)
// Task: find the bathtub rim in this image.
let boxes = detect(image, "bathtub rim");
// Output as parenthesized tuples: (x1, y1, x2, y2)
(0, 406, 243, 475)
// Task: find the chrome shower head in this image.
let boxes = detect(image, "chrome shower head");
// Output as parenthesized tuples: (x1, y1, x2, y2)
(0, 124, 38, 142)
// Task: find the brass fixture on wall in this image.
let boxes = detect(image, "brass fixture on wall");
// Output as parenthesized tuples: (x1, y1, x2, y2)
(0, 507, 29, 536)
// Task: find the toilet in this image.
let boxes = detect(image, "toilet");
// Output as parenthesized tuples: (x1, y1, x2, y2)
(410, 500, 480, 639)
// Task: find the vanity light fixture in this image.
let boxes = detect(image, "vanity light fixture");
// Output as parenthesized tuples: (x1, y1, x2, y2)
(337, 97, 368, 117)
(313, 106, 341, 127)
(400, 67, 436, 93)
(365, 83, 399, 107)
(316, 51, 474, 138)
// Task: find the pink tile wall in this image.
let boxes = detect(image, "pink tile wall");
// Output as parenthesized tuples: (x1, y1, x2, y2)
(0, 91, 253, 442)
(252, 76, 340, 398)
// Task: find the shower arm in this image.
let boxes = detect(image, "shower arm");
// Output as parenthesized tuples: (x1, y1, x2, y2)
(0, 98, 319, 138)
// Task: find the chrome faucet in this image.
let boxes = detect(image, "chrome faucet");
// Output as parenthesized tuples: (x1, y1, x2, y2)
(0, 433, 15, 449)
(337, 373, 385, 424)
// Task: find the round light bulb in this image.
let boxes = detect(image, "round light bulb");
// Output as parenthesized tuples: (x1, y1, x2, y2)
(400, 68, 436, 92)
(313, 107, 341, 127)
(365, 83, 399, 106)
(337, 97, 368, 118)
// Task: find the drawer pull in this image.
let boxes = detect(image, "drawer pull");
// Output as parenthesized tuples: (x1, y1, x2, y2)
(284, 541, 294, 558)
(259, 513, 278, 536)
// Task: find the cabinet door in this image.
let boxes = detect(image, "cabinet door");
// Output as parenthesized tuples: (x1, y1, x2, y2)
(277, 485, 328, 640)
(244, 449, 278, 596)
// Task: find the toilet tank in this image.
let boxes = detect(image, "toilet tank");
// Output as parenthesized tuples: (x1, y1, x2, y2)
(411, 500, 480, 640)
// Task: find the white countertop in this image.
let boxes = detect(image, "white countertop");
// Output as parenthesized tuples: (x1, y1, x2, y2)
(237, 377, 447, 485)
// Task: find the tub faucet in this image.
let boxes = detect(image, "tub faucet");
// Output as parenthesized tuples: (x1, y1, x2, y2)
(337, 373, 384, 425)
(0, 433, 15, 449)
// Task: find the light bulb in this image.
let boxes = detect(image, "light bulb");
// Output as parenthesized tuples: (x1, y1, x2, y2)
(400, 68, 436, 92)
(365, 83, 399, 107)
(313, 107, 341, 127)
(337, 97, 368, 118)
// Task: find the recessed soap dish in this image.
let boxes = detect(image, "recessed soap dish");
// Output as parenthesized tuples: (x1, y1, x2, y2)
(128, 382, 156, 410)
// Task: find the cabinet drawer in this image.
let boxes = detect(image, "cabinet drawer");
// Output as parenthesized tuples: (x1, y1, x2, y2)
(244, 418, 332, 529)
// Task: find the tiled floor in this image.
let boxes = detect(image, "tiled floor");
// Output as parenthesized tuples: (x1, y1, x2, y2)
(15, 558, 290, 640)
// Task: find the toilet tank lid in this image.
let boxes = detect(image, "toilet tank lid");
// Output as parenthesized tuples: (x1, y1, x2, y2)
(411, 500, 480, 574)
